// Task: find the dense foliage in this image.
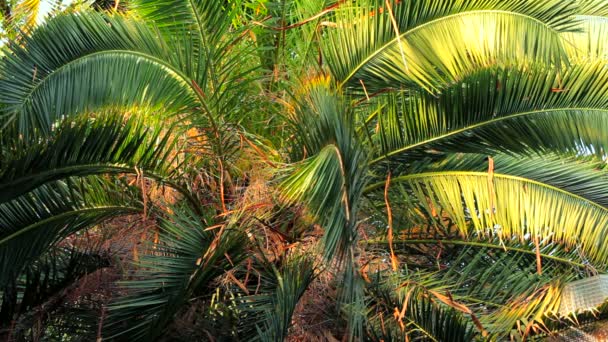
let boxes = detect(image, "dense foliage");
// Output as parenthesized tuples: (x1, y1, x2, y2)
(1, 0, 608, 340)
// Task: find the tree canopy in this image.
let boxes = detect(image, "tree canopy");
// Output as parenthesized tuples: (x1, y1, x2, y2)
(1, 0, 608, 340)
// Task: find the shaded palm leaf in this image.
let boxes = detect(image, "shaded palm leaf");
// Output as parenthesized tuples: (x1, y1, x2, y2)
(0, 177, 141, 288)
(238, 254, 316, 341)
(0, 111, 183, 203)
(104, 205, 246, 341)
(1, 245, 111, 334)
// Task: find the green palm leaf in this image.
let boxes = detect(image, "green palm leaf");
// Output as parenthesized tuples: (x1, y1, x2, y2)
(238, 254, 316, 341)
(423, 154, 608, 208)
(366, 170, 608, 266)
(368, 236, 591, 271)
(563, 16, 608, 61)
(325, 0, 579, 93)
(366, 270, 477, 341)
(367, 62, 608, 165)
(130, 0, 230, 45)
(0, 177, 141, 288)
(439, 244, 568, 337)
(1, 244, 110, 335)
(0, 112, 183, 203)
(104, 205, 246, 341)
(0, 12, 198, 136)
(281, 83, 367, 259)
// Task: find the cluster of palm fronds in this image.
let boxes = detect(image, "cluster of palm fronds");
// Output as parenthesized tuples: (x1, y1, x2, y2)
(1, 0, 608, 340)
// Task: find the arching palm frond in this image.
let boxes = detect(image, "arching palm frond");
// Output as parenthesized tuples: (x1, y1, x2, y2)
(0, 11, 200, 137)
(281, 82, 367, 260)
(12, 0, 41, 32)
(0, 111, 185, 203)
(366, 62, 608, 167)
(365, 168, 608, 266)
(426, 154, 608, 208)
(129, 0, 230, 45)
(324, 0, 579, 93)
(365, 242, 573, 340)
(563, 16, 608, 61)
(0, 177, 142, 289)
(279, 82, 371, 338)
(365, 270, 477, 341)
(366, 293, 476, 341)
(1, 244, 111, 338)
(437, 244, 568, 338)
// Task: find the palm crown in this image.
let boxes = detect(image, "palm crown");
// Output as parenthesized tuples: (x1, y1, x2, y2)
(1, 0, 608, 340)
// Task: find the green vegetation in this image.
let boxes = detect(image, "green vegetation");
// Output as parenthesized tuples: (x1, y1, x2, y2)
(1, 0, 608, 340)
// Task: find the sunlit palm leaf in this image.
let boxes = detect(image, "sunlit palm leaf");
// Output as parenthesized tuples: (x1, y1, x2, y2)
(0, 12, 198, 136)
(281, 83, 367, 259)
(376, 153, 608, 210)
(366, 170, 608, 266)
(563, 16, 608, 61)
(13, 0, 41, 32)
(325, 0, 579, 93)
(440, 244, 568, 338)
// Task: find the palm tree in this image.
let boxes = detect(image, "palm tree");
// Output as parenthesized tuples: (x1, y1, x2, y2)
(1, 0, 608, 340)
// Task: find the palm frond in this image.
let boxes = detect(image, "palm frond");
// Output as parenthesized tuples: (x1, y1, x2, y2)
(0, 111, 183, 203)
(281, 82, 367, 259)
(12, 0, 41, 32)
(238, 254, 316, 341)
(366, 270, 476, 341)
(366, 236, 592, 271)
(563, 15, 608, 62)
(367, 296, 475, 342)
(129, 0, 230, 45)
(400, 153, 608, 208)
(0, 11, 198, 136)
(367, 62, 608, 165)
(578, 0, 608, 17)
(1, 244, 110, 335)
(365, 170, 608, 266)
(104, 205, 246, 341)
(439, 243, 568, 338)
(325, 0, 579, 93)
(365, 243, 571, 339)
(0, 177, 141, 288)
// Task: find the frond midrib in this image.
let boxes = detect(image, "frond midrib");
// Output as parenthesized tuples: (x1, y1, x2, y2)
(0, 164, 171, 194)
(1, 164, 201, 213)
